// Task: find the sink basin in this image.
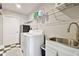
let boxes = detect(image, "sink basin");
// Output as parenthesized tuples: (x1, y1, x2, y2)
(49, 37, 79, 49)
(56, 38, 69, 45)
(49, 37, 69, 45)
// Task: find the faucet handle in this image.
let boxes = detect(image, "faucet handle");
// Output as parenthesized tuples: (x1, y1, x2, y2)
(73, 40, 78, 46)
(70, 39, 79, 46)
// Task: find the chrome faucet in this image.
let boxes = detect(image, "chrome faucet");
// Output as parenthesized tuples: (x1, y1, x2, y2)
(67, 22, 79, 42)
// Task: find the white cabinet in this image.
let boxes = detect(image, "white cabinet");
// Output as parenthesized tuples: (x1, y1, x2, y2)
(46, 50, 56, 56)
(46, 41, 58, 56)
(58, 51, 76, 56)
(46, 46, 57, 56)
(46, 40, 79, 56)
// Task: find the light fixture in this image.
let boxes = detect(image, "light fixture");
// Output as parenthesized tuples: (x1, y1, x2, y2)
(38, 10, 43, 16)
(16, 4, 21, 9)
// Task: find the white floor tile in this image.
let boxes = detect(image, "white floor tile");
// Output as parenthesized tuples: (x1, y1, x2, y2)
(3, 47, 23, 56)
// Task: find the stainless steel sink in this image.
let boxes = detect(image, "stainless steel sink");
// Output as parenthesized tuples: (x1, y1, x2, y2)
(49, 37, 79, 49)
(49, 37, 69, 45)
(56, 38, 69, 45)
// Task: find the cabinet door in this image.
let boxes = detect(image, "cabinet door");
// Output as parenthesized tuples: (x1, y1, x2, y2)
(58, 51, 76, 56)
(3, 16, 20, 45)
(46, 46, 58, 56)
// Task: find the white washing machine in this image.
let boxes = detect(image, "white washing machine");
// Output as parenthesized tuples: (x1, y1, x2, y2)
(21, 30, 44, 56)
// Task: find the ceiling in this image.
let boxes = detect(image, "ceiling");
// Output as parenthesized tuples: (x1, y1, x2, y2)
(2, 3, 42, 15)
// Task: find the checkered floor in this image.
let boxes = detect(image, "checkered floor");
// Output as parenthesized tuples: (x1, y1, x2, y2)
(3, 47, 23, 56)
(0, 43, 23, 56)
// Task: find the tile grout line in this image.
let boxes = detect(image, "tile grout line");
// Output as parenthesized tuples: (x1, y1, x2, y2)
(0, 43, 21, 56)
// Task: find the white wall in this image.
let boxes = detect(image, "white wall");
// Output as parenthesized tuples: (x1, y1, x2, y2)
(2, 10, 28, 25)
(0, 15, 3, 45)
(28, 4, 79, 41)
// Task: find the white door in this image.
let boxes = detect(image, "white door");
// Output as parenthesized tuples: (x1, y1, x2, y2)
(3, 16, 20, 45)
